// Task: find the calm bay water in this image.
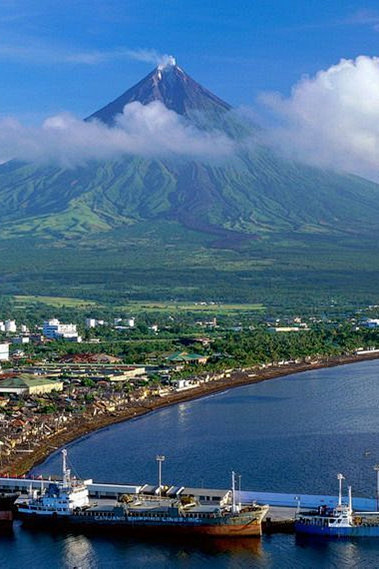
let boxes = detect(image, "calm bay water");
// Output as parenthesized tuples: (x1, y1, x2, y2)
(2, 360, 379, 568)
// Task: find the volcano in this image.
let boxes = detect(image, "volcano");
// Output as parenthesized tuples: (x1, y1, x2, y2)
(87, 56, 232, 124)
(1, 57, 379, 242)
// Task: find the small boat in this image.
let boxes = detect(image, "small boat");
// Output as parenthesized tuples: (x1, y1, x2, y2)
(295, 473, 379, 537)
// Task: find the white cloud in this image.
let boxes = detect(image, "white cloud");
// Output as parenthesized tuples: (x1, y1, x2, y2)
(0, 101, 234, 167)
(344, 9, 379, 30)
(261, 56, 379, 180)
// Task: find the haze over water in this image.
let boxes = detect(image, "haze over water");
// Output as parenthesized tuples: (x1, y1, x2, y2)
(2, 359, 379, 568)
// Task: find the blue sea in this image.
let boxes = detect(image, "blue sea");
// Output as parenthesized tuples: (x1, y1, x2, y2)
(1, 359, 379, 568)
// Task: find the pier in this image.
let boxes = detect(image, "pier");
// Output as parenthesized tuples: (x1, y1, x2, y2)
(0, 476, 376, 533)
(0, 477, 375, 510)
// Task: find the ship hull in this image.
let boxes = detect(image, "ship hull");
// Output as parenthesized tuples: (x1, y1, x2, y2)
(295, 522, 379, 538)
(0, 493, 18, 528)
(0, 511, 13, 527)
(70, 518, 263, 537)
(18, 512, 264, 537)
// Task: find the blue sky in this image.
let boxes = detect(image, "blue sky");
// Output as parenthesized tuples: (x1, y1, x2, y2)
(2, 0, 379, 123)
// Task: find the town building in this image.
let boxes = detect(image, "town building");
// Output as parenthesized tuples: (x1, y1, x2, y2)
(166, 351, 208, 365)
(362, 319, 379, 329)
(113, 317, 135, 329)
(102, 367, 146, 381)
(43, 319, 81, 342)
(5, 320, 17, 333)
(0, 375, 63, 395)
(0, 343, 9, 361)
(12, 336, 30, 345)
(268, 326, 308, 333)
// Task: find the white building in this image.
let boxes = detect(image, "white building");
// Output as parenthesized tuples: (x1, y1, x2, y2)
(85, 318, 97, 328)
(5, 320, 16, 333)
(113, 317, 135, 328)
(0, 343, 9, 361)
(362, 319, 379, 329)
(43, 318, 61, 338)
(43, 319, 81, 341)
(12, 336, 30, 345)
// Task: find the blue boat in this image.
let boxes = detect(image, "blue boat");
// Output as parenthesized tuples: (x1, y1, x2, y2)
(295, 473, 379, 538)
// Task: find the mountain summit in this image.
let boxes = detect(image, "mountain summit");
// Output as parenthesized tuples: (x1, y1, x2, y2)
(87, 56, 231, 124)
(1, 60, 379, 245)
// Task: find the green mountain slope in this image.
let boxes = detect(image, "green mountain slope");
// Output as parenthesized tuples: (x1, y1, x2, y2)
(1, 146, 378, 240)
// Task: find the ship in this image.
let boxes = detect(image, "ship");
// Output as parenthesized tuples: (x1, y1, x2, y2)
(16, 449, 269, 537)
(0, 491, 19, 528)
(295, 473, 379, 537)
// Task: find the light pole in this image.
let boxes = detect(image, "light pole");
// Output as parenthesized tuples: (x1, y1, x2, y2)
(156, 455, 165, 497)
(231, 471, 236, 513)
(374, 465, 379, 511)
(295, 496, 301, 514)
(238, 474, 242, 510)
(0, 440, 3, 469)
(337, 473, 345, 507)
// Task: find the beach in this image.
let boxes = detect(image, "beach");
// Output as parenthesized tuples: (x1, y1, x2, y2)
(6, 351, 379, 477)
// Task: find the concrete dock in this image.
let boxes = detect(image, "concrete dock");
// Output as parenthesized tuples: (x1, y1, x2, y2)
(1, 477, 376, 534)
(262, 506, 296, 534)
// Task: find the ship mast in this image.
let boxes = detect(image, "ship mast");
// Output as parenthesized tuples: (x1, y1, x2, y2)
(156, 455, 165, 498)
(238, 474, 242, 510)
(337, 473, 345, 507)
(374, 464, 379, 511)
(231, 471, 238, 514)
(62, 449, 70, 488)
(348, 485, 353, 513)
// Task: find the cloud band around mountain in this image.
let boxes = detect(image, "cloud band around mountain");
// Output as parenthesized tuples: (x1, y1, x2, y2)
(0, 101, 235, 167)
(3, 55, 379, 179)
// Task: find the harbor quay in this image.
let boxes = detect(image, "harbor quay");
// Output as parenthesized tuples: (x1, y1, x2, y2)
(1, 476, 376, 534)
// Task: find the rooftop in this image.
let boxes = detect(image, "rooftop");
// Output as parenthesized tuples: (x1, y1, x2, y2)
(0, 375, 61, 388)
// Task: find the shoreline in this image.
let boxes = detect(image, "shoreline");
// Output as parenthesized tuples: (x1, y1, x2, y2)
(6, 351, 379, 477)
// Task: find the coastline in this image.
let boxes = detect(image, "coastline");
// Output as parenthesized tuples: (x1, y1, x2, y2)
(6, 351, 379, 477)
